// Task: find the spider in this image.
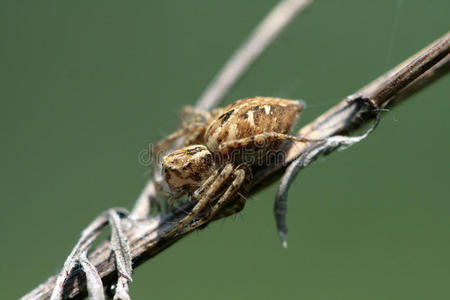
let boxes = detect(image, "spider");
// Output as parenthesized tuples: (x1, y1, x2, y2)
(161, 97, 317, 236)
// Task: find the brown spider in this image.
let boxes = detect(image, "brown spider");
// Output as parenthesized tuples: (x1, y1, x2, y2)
(161, 97, 316, 236)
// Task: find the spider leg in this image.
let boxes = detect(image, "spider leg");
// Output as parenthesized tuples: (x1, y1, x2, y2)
(167, 189, 184, 209)
(179, 168, 246, 235)
(209, 168, 246, 219)
(179, 127, 207, 148)
(180, 106, 212, 124)
(218, 132, 322, 153)
(152, 125, 206, 160)
(217, 195, 246, 218)
(164, 163, 234, 237)
(191, 168, 220, 199)
(180, 105, 225, 125)
(166, 168, 219, 210)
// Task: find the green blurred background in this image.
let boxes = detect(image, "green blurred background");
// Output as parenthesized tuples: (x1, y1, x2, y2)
(1, 1, 449, 299)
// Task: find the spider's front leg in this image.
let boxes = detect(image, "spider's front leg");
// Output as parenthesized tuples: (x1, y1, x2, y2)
(180, 106, 213, 125)
(208, 167, 246, 218)
(163, 163, 235, 237)
(151, 125, 206, 161)
(179, 166, 247, 235)
(218, 132, 323, 154)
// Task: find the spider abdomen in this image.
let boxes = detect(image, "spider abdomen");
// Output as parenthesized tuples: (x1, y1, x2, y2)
(205, 97, 303, 156)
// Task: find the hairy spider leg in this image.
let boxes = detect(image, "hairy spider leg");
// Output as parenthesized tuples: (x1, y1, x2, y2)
(164, 163, 234, 237)
(180, 106, 212, 124)
(166, 168, 220, 209)
(209, 167, 246, 218)
(179, 168, 246, 235)
(217, 132, 322, 153)
(152, 125, 206, 161)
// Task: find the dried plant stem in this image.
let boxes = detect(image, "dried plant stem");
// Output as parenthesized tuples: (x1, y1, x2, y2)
(22, 31, 449, 300)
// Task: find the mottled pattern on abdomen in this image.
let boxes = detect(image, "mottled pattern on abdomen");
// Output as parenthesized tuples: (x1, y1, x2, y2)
(205, 97, 303, 153)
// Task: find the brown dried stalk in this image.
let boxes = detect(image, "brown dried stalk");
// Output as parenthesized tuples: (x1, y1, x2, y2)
(22, 31, 449, 300)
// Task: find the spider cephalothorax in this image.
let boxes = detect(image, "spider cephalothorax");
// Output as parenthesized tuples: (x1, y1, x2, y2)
(161, 97, 312, 235)
(162, 145, 215, 196)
